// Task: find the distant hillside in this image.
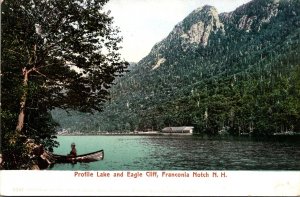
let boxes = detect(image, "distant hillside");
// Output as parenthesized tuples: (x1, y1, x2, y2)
(52, 0, 300, 136)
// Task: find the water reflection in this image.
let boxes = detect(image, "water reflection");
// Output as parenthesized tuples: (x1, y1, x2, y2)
(144, 136, 300, 170)
(50, 135, 300, 170)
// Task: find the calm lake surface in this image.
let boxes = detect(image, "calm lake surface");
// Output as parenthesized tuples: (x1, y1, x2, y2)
(49, 135, 300, 170)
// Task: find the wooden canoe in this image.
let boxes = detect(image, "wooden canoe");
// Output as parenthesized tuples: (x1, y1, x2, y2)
(53, 149, 104, 163)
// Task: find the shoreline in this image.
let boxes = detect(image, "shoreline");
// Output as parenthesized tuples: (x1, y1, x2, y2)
(55, 132, 300, 142)
(56, 132, 193, 136)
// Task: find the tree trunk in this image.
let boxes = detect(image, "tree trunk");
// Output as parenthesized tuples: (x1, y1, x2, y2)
(15, 68, 30, 135)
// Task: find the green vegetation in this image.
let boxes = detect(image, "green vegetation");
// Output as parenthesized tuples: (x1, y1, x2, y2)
(1, 0, 128, 169)
(53, 0, 300, 136)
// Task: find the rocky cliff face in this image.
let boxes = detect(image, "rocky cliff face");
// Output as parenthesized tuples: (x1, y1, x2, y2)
(146, 5, 225, 69)
(173, 6, 224, 47)
(140, 0, 294, 71)
(221, 0, 281, 32)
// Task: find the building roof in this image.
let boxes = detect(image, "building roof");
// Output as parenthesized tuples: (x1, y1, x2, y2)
(162, 126, 194, 132)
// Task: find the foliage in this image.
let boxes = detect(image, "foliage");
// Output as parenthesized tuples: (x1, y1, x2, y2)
(53, 0, 300, 136)
(1, 0, 128, 169)
(52, 0, 300, 137)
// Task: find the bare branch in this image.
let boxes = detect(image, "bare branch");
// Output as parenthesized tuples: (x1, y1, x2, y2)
(32, 67, 47, 78)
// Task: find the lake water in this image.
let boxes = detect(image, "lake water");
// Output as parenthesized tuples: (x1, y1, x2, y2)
(49, 135, 300, 170)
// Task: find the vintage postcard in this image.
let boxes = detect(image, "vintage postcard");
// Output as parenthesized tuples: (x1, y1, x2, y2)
(1, 0, 300, 196)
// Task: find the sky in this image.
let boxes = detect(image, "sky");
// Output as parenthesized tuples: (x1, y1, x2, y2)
(105, 0, 252, 63)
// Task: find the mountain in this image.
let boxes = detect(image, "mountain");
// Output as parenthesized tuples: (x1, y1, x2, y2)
(52, 0, 300, 136)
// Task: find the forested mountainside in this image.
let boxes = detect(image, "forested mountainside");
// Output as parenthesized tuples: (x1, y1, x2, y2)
(52, 0, 300, 136)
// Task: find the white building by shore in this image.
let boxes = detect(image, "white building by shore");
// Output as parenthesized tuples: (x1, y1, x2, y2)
(161, 126, 194, 135)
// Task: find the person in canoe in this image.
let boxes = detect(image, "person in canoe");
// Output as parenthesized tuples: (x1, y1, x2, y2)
(69, 142, 77, 157)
